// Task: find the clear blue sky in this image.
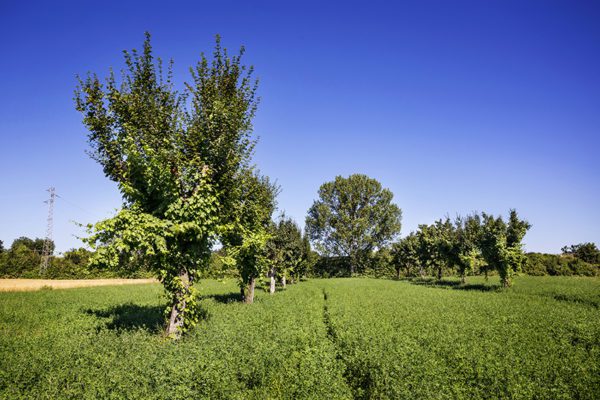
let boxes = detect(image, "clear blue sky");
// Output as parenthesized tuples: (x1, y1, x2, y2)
(1, 0, 598, 253)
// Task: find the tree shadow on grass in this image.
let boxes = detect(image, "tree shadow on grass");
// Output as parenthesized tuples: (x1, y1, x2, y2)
(86, 303, 165, 333)
(407, 278, 500, 292)
(201, 292, 242, 304)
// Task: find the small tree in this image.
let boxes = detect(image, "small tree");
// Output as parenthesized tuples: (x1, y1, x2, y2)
(391, 233, 420, 278)
(266, 215, 305, 291)
(75, 33, 259, 338)
(306, 174, 402, 274)
(450, 214, 482, 284)
(480, 209, 531, 288)
(296, 233, 317, 280)
(415, 219, 453, 280)
(224, 171, 278, 304)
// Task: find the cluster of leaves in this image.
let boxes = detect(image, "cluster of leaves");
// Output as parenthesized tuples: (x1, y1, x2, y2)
(392, 210, 531, 287)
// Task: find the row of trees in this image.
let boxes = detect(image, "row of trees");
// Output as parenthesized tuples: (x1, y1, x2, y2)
(391, 211, 531, 287)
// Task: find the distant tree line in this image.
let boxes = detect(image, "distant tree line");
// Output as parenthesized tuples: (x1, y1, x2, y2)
(0, 237, 152, 279)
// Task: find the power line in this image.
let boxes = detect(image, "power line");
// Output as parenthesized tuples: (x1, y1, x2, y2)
(56, 194, 101, 219)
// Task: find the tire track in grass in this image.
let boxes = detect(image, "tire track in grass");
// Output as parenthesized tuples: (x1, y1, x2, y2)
(322, 288, 368, 400)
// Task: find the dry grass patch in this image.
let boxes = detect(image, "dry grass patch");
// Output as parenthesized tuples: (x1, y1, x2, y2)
(0, 278, 157, 292)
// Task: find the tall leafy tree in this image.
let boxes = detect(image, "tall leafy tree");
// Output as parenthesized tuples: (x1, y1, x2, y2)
(75, 33, 259, 337)
(480, 209, 531, 287)
(306, 174, 402, 275)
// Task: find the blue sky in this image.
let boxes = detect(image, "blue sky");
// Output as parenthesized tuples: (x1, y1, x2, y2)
(0, 0, 598, 253)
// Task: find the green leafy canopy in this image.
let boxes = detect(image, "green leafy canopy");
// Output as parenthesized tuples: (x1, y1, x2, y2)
(75, 32, 260, 336)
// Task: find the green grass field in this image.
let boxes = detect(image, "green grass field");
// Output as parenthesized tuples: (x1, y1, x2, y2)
(1, 276, 598, 399)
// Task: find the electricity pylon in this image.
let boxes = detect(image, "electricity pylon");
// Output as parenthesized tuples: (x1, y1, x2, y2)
(40, 187, 56, 274)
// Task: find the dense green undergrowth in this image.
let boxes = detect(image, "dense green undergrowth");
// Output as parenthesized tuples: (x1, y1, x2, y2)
(1, 276, 598, 399)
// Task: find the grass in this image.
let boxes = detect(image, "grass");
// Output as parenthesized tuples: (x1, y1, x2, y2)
(0, 276, 598, 399)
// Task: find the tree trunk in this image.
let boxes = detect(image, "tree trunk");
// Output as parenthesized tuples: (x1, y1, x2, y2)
(437, 265, 443, 280)
(460, 273, 466, 285)
(165, 269, 190, 339)
(242, 277, 256, 304)
(501, 275, 511, 288)
(269, 268, 275, 294)
(396, 268, 401, 280)
(281, 275, 286, 288)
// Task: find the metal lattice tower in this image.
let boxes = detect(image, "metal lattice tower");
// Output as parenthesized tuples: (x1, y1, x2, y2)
(40, 187, 56, 274)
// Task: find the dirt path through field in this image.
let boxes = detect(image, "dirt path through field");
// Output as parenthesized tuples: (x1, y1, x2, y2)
(0, 278, 157, 292)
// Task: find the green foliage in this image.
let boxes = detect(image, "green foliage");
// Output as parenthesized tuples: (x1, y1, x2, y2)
(10, 236, 51, 254)
(75, 33, 261, 335)
(415, 218, 455, 280)
(0, 237, 152, 279)
(222, 171, 279, 302)
(393, 210, 531, 286)
(267, 215, 314, 284)
(1, 277, 598, 399)
(306, 174, 402, 275)
(0, 241, 41, 278)
(562, 242, 600, 265)
(526, 252, 599, 277)
(391, 233, 421, 278)
(450, 214, 483, 282)
(480, 210, 531, 287)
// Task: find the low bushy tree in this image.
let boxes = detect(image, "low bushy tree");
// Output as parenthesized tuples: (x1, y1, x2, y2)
(450, 214, 482, 284)
(391, 233, 420, 278)
(415, 219, 454, 280)
(480, 210, 531, 288)
(266, 215, 304, 293)
(224, 171, 278, 303)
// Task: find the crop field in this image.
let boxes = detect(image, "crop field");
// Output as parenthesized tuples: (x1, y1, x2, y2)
(0, 276, 598, 399)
